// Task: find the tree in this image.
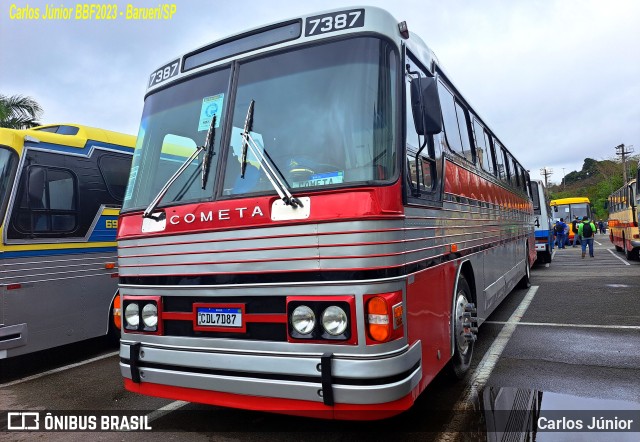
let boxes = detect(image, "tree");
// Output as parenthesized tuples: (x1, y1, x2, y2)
(0, 94, 43, 129)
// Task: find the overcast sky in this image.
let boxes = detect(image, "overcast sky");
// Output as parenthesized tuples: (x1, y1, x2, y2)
(1, 0, 638, 183)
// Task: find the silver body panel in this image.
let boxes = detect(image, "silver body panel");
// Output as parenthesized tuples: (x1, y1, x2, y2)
(120, 195, 531, 402)
(120, 341, 422, 405)
(0, 251, 118, 358)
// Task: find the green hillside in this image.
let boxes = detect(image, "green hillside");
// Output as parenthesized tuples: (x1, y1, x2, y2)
(547, 158, 639, 221)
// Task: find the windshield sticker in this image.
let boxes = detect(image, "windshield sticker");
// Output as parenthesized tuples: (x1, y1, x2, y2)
(124, 166, 138, 201)
(198, 94, 224, 131)
(293, 171, 344, 188)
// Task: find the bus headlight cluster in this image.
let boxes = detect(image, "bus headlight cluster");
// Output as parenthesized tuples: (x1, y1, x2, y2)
(123, 298, 160, 333)
(288, 301, 350, 340)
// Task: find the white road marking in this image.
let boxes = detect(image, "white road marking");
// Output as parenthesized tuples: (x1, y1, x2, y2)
(485, 321, 640, 331)
(608, 248, 631, 265)
(551, 249, 557, 259)
(0, 351, 118, 388)
(595, 240, 603, 246)
(146, 400, 190, 423)
(436, 285, 538, 439)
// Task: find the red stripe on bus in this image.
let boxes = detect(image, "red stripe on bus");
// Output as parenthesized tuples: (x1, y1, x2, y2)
(118, 184, 405, 240)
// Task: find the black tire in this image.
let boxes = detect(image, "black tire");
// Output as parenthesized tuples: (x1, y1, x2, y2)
(543, 250, 552, 264)
(623, 238, 638, 261)
(623, 237, 630, 259)
(517, 246, 532, 289)
(449, 275, 474, 379)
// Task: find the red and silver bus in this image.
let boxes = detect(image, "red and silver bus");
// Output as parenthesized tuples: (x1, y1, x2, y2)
(117, 6, 535, 420)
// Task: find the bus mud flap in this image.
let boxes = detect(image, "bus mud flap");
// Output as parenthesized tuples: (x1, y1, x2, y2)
(130, 343, 142, 384)
(321, 352, 334, 406)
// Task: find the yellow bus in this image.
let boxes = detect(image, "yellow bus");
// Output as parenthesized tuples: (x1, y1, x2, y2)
(0, 124, 135, 358)
(549, 197, 592, 244)
(607, 179, 639, 260)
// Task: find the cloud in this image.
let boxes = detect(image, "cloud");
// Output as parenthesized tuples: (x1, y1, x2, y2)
(1, 0, 638, 184)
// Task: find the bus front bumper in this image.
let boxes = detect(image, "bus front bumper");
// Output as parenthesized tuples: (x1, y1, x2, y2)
(120, 340, 422, 410)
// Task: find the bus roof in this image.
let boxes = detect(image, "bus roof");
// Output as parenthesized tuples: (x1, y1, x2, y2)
(147, 6, 438, 95)
(549, 197, 591, 205)
(0, 124, 136, 156)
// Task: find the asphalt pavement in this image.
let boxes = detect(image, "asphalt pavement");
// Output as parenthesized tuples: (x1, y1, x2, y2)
(1, 235, 639, 440)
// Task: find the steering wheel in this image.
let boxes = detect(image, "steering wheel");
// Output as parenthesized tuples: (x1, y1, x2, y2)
(284, 155, 341, 180)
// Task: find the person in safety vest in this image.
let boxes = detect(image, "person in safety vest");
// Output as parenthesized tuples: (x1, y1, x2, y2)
(577, 216, 597, 258)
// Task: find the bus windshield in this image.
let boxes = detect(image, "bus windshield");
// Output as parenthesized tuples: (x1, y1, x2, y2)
(0, 146, 18, 226)
(555, 203, 590, 220)
(123, 37, 398, 211)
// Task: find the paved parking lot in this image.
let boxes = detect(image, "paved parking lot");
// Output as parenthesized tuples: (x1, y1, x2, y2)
(1, 237, 639, 440)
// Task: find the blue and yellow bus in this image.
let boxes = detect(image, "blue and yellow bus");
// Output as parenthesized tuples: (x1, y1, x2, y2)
(0, 124, 135, 358)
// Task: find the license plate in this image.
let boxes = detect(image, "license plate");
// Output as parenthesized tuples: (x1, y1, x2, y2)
(196, 307, 242, 328)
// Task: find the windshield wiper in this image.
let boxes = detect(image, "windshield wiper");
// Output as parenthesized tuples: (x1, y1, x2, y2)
(201, 115, 217, 189)
(142, 115, 217, 219)
(240, 100, 253, 179)
(239, 100, 302, 208)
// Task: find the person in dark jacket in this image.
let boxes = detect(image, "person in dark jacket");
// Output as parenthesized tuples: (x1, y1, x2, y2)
(555, 218, 568, 249)
(571, 216, 580, 247)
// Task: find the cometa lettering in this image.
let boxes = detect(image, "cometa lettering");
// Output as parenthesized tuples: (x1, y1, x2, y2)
(169, 206, 264, 225)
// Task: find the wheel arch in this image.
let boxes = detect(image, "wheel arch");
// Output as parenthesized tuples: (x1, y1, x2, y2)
(449, 259, 477, 357)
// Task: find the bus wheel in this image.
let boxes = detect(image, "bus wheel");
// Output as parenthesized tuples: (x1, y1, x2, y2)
(517, 246, 531, 289)
(615, 236, 623, 252)
(623, 238, 637, 260)
(449, 275, 475, 379)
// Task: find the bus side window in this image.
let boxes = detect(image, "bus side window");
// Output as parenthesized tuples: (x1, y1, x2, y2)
(472, 118, 495, 175)
(98, 154, 132, 201)
(406, 153, 433, 192)
(14, 165, 78, 234)
(454, 101, 474, 163)
(494, 140, 507, 182)
(405, 53, 437, 193)
(437, 80, 469, 161)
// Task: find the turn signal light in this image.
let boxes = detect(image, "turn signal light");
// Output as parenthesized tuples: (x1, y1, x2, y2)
(367, 297, 390, 342)
(365, 291, 404, 344)
(113, 294, 122, 330)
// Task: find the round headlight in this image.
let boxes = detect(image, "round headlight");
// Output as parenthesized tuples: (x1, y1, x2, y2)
(291, 305, 315, 335)
(141, 303, 158, 328)
(322, 306, 348, 336)
(124, 303, 140, 328)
